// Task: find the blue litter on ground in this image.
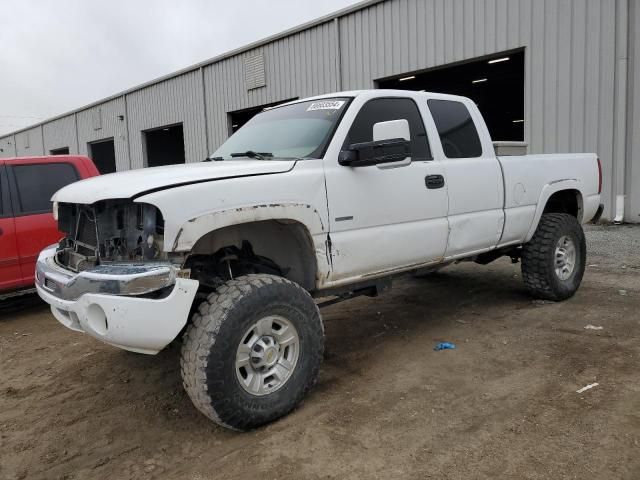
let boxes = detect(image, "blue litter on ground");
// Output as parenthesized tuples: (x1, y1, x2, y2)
(434, 342, 456, 351)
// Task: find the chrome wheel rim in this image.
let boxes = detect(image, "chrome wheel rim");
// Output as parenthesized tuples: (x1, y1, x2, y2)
(235, 315, 300, 396)
(555, 235, 577, 281)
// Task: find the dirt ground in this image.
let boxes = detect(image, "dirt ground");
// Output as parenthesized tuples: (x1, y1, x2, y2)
(1, 225, 639, 480)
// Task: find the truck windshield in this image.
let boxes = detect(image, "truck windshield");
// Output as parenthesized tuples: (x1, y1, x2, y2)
(212, 98, 351, 160)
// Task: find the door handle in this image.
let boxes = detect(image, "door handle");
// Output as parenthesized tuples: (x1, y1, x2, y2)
(0, 227, 3, 236)
(425, 174, 445, 189)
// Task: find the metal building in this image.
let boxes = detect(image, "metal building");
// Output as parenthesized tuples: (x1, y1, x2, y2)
(1, 0, 639, 223)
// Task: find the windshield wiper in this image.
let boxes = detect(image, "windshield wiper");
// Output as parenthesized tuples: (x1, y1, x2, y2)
(203, 156, 224, 162)
(229, 150, 272, 160)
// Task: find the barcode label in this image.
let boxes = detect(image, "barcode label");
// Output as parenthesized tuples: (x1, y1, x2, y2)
(307, 100, 345, 111)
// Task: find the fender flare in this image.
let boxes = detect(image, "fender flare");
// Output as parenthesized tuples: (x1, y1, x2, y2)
(171, 202, 326, 252)
(524, 179, 584, 242)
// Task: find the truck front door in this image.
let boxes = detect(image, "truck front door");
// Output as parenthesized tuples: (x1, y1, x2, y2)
(323, 96, 449, 285)
(8, 161, 80, 285)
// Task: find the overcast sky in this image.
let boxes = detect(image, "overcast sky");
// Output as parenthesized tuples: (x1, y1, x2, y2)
(0, 0, 360, 135)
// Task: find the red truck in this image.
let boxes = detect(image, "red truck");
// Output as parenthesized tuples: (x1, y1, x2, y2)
(0, 155, 99, 296)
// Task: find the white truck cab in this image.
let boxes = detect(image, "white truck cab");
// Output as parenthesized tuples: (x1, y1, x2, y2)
(36, 90, 603, 430)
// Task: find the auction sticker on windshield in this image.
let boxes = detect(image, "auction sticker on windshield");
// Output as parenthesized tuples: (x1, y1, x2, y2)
(307, 100, 346, 111)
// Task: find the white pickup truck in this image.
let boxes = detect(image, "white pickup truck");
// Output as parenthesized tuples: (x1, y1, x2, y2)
(36, 90, 603, 430)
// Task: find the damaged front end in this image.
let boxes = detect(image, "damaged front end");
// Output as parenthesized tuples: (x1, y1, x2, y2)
(55, 200, 168, 272)
(35, 199, 199, 354)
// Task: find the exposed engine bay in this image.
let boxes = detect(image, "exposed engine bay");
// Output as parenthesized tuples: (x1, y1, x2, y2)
(55, 200, 166, 272)
(53, 201, 287, 289)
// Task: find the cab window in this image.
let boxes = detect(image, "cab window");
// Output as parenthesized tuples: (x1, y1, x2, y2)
(344, 98, 432, 161)
(0, 166, 10, 218)
(427, 99, 482, 158)
(10, 163, 79, 215)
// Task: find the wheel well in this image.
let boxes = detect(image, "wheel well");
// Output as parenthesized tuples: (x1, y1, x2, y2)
(186, 220, 318, 291)
(543, 189, 583, 220)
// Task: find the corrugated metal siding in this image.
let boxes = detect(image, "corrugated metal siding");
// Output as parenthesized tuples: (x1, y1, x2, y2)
(0, 135, 16, 158)
(0, 0, 636, 220)
(338, 0, 619, 218)
(204, 21, 339, 150)
(126, 70, 207, 168)
(43, 115, 77, 154)
(627, 0, 640, 221)
(76, 97, 129, 171)
(14, 126, 44, 156)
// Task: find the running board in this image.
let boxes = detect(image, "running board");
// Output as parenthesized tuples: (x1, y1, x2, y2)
(315, 278, 392, 309)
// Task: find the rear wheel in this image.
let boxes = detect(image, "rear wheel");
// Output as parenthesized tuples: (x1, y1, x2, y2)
(180, 274, 324, 431)
(521, 213, 586, 301)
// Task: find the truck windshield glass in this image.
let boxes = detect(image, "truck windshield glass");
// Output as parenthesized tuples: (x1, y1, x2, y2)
(212, 98, 351, 160)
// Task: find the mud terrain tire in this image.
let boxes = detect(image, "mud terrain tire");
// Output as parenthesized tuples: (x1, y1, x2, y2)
(180, 274, 324, 431)
(521, 213, 586, 301)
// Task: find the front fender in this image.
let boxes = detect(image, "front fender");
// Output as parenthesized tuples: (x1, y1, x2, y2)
(524, 180, 584, 242)
(172, 202, 326, 252)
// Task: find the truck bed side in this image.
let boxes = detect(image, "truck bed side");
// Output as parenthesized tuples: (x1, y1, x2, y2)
(497, 153, 600, 247)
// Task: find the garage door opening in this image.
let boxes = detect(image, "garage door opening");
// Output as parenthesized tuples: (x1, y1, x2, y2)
(377, 50, 525, 141)
(228, 98, 297, 135)
(50, 147, 70, 155)
(88, 138, 116, 174)
(143, 124, 185, 167)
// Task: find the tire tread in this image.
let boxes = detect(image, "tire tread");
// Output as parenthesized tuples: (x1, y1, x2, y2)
(180, 274, 323, 430)
(521, 213, 585, 301)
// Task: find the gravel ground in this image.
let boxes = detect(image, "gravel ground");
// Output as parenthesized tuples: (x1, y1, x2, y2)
(0, 224, 639, 480)
(585, 224, 640, 268)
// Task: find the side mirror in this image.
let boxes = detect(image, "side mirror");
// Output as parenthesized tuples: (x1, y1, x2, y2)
(339, 138, 411, 167)
(373, 119, 410, 143)
(339, 119, 412, 167)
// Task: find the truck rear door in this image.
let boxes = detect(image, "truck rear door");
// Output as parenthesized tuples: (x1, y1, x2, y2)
(7, 160, 80, 284)
(426, 98, 504, 258)
(0, 163, 23, 291)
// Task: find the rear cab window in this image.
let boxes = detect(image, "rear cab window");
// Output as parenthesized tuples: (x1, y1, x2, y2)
(9, 162, 79, 215)
(427, 99, 483, 159)
(344, 97, 432, 161)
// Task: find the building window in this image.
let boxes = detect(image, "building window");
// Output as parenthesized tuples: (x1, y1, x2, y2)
(50, 147, 70, 155)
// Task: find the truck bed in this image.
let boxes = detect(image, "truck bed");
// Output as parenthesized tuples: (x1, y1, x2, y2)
(497, 153, 601, 247)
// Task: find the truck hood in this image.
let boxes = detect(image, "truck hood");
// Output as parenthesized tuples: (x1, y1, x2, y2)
(52, 159, 296, 204)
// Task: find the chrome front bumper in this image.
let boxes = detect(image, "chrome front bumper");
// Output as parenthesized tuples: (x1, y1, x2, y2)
(35, 245, 199, 354)
(35, 245, 176, 301)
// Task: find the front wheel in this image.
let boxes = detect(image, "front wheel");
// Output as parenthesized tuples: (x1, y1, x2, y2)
(521, 213, 586, 301)
(180, 274, 324, 431)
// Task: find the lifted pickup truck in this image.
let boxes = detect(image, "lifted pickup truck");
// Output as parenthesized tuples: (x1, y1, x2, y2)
(36, 90, 602, 430)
